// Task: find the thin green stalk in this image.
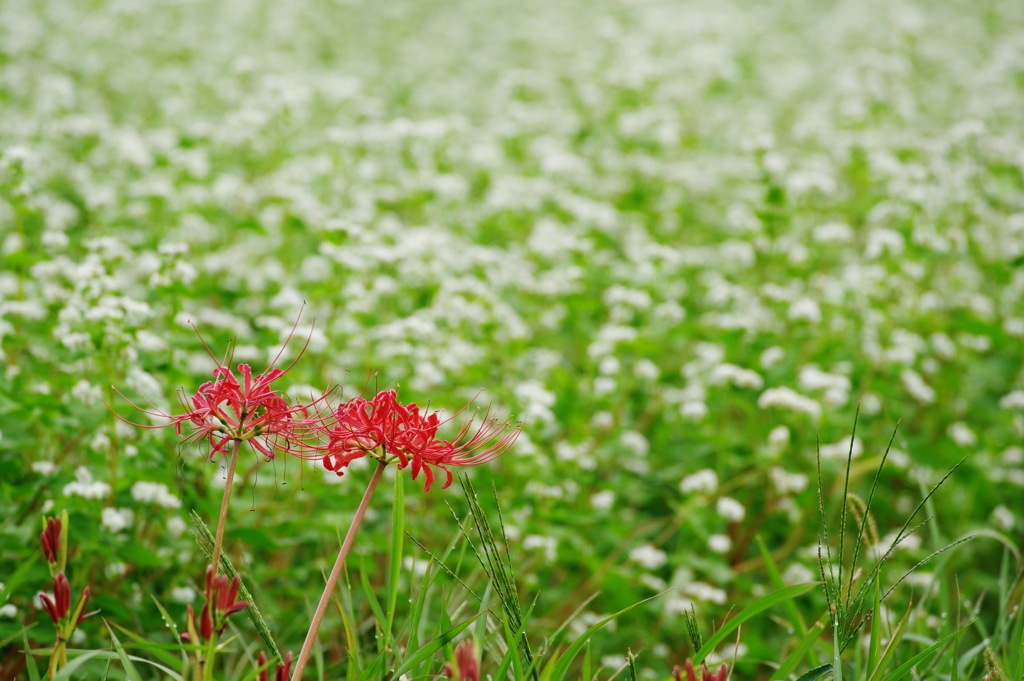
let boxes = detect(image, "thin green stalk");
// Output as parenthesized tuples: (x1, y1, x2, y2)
(291, 460, 387, 681)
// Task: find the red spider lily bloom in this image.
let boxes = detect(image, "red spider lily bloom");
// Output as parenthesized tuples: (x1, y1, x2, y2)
(40, 516, 61, 564)
(257, 651, 294, 681)
(308, 389, 519, 491)
(113, 319, 326, 460)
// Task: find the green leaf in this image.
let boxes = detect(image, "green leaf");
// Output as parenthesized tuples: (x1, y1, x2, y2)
(758, 535, 809, 636)
(692, 583, 818, 665)
(106, 620, 144, 681)
(22, 629, 41, 681)
(111, 621, 184, 671)
(879, 624, 970, 681)
(392, 610, 486, 680)
(385, 470, 405, 653)
(51, 650, 110, 681)
(544, 592, 665, 681)
(358, 553, 387, 636)
(794, 663, 833, 681)
(773, 618, 826, 680)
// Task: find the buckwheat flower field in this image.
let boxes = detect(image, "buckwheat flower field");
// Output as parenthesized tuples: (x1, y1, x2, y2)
(1, 0, 1023, 678)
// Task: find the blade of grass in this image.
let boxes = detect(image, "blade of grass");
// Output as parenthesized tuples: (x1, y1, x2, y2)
(22, 629, 41, 681)
(110, 622, 184, 670)
(106, 621, 144, 681)
(544, 591, 666, 681)
(385, 471, 405, 654)
(866, 602, 912, 681)
(392, 610, 486, 679)
(358, 553, 388, 647)
(867, 576, 882, 675)
(494, 596, 538, 681)
(693, 583, 818, 665)
(794, 663, 833, 681)
(879, 623, 970, 681)
(758, 535, 809, 636)
(773, 618, 826, 680)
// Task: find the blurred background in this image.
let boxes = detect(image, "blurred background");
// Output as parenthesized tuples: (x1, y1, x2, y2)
(1, 0, 1023, 676)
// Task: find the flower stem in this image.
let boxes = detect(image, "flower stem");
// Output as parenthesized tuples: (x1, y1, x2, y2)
(290, 459, 387, 681)
(211, 440, 242, 575)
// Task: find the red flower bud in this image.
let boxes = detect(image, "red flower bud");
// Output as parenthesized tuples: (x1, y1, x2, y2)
(257, 651, 269, 681)
(455, 640, 479, 681)
(199, 603, 213, 641)
(275, 651, 293, 681)
(41, 517, 61, 564)
(54, 573, 70, 621)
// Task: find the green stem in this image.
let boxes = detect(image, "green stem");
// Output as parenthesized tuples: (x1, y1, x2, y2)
(211, 440, 242, 576)
(290, 460, 387, 681)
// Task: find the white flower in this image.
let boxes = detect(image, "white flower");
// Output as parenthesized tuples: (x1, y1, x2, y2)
(629, 544, 667, 569)
(708, 363, 764, 389)
(819, 436, 863, 459)
(782, 563, 815, 586)
(682, 582, 727, 604)
(1000, 391, 1024, 410)
(760, 346, 785, 369)
(635, 359, 660, 381)
(767, 425, 791, 451)
(758, 387, 821, 419)
(0, 604, 17, 618)
(901, 370, 935, 404)
(32, 461, 56, 475)
(69, 379, 103, 406)
(515, 380, 557, 423)
(523, 534, 557, 561)
(991, 505, 1014, 531)
(131, 481, 182, 508)
(707, 534, 732, 553)
(101, 507, 135, 533)
(788, 298, 821, 323)
(590, 490, 615, 511)
(947, 422, 977, 447)
(716, 496, 745, 522)
(170, 586, 196, 603)
(680, 469, 718, 494)
(63, 467, 111, 499)
(679, 401, 709, 420)
(769, 467, 809, 494)
(620, 430, 649, 456)
(167, 517, 187, 536)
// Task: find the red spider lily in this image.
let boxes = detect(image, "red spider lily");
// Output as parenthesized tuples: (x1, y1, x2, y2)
(113, 318, 327, 460)
(673, 661, 728, 681)
(307, 389, 519, 491)
(257, 651, 293, 681)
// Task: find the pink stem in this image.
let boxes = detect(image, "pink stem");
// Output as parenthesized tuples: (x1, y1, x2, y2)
(211, 440, 242, 575)
(290, 460, 387, 681)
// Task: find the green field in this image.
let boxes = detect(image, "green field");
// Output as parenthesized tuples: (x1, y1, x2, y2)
(2, 0, 1024, 678)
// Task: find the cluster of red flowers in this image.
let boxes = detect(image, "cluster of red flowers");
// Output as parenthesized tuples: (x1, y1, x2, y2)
(312, 389, 519, 491)
(117, 335, 519, 491)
